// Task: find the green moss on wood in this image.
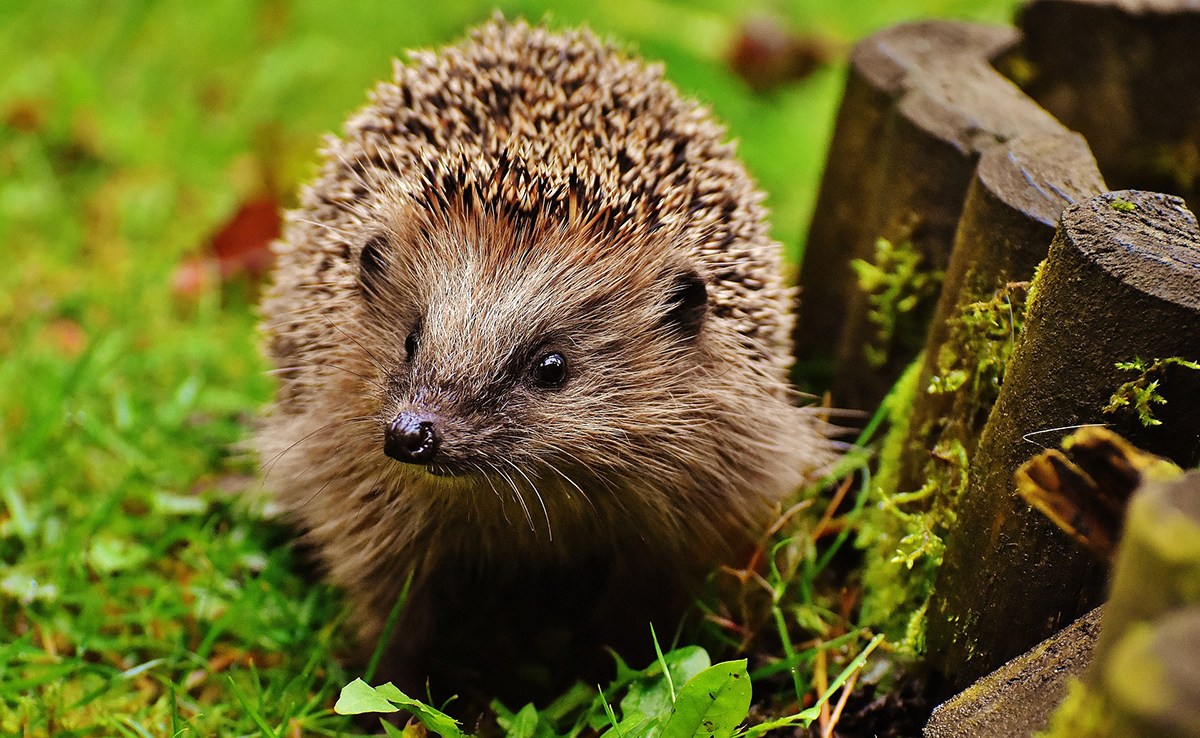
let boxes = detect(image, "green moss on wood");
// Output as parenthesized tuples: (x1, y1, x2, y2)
(1037, 679, 1112, 738)
(856, 358, 953, 649)
(927, 280, 1029, 415)
(1104, 356, 1200, 427)
(851, 237, 944, 368)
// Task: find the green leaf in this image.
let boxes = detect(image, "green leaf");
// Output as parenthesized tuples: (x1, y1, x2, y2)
(659, 660, 751, 738)
(88, 533, 150, 574)
(380, 685, 467, 738)
(508, 702, 539, 738)
(622, 647, 712, 721)
(537, 681, 598, 727)
(597, 710, 653, 738)
(335, 680, 466, 738)
(334, 679, 400, 715)
(380, 718, 407, 738)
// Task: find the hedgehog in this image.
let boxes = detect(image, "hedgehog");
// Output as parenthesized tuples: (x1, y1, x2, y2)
(256, 18, 834, 702)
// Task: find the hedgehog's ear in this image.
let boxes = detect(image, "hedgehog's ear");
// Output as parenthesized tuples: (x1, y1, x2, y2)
(358, 235, 390, 298)
(662, 270, 708, 339)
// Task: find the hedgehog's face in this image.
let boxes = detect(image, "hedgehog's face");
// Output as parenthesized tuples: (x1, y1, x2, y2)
(351, 215, 715, 499)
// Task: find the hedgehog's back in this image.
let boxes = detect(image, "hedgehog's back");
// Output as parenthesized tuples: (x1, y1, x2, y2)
(289, 19, 796, 378)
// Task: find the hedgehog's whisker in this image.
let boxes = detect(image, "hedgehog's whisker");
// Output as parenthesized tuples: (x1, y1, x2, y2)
(259, 415, 377, 480)
(481, 461, 514, 525)
(324, 457, 391, 513)
(506, 458, 551, 541)
(545, 460, 595, 514)
(293, 436, 381, 509)
(300, 455, 378, 510)
(545, 441, 620, 499)
(494, 460, 535, 533)
(267, 357, 387, 392)
(321, 314, 391, 378)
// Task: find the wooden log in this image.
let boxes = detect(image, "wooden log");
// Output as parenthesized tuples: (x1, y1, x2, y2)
(927, 190, 1200, 694)
(893, 132, 1105, 498)
(1089, 472, 1200, 674)
(795, 20, 1067, 409)
(1013, 0, 1200, 211)
(923, 607, 1103, 738)
(1040, 472, 1200, 738)
(1089, 608, 1200, 738)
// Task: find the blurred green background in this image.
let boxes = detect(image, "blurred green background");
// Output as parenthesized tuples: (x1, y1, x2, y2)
(0, 0, 1016, 734)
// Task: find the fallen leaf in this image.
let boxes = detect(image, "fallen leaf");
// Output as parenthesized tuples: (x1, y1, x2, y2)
(209, 196, 280, 278)
(5, 98, 46, 132)
(728, 16, 838, 93)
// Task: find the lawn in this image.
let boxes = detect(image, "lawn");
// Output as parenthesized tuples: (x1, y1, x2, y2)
(1, 0, 1015, 735)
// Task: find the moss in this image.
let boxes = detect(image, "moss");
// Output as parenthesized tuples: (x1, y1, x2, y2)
(927, 280, 1029, 417)
(857, 278, 1033, 650)
(1103, 623, 1172, 722)
(851, 237, 944, 368)
(1036, 679, 1111, 738)
(1024, 257, 1047, 312)
(873, 356, 926, 496)
(856, 358, 949, 641)
(1104, 356, 1200, 427)
(1110, 197, 1136, 213)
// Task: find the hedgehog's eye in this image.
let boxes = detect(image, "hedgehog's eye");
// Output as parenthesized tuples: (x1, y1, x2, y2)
(532, 352, 568, 388)
(358, 235, 389, 296)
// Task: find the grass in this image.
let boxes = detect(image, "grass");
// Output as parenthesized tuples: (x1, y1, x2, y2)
(1, 0, 1016, 735)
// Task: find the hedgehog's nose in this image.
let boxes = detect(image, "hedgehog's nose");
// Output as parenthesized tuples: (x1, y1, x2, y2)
(384, 412, 439, 464)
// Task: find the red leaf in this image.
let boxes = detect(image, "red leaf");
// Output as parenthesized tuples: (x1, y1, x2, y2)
(728, 17, 837, 93)
(208, 196, 281, 278)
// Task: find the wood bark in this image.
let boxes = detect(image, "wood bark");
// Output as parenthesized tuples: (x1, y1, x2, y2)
(1013, 0, 1200, 211)
(795, 20, 1068, 409)
(923, 607, 1103, 738)
(927, 190, 1200, 694)
(894, 132, 1105, 497)
(1040, 472, 1200, 738)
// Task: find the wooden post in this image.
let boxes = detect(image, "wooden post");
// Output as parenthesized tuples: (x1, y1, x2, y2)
(1041, 472, 1200, 738)
(1089, 472, 1200, 673)
(1013, 0, 1200, 211)
(1085, 608, 1200, 738)
(923, 607, 1104, 738)
(795, 20, 1069, 409)
(927, 190, 1200, 694)
(893, 132, 1105, 497)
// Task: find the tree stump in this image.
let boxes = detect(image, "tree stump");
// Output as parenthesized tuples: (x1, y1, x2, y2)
(795, 20, 1069, 409)
(927, 190, 1200, 694)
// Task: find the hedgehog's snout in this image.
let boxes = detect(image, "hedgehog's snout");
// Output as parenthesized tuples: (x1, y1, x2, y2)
(384, 411, 439, 465)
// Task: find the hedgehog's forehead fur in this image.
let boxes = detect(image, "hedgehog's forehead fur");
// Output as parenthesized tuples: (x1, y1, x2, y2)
(269, 18, 795, 381)
(369, 193, 687, 357)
